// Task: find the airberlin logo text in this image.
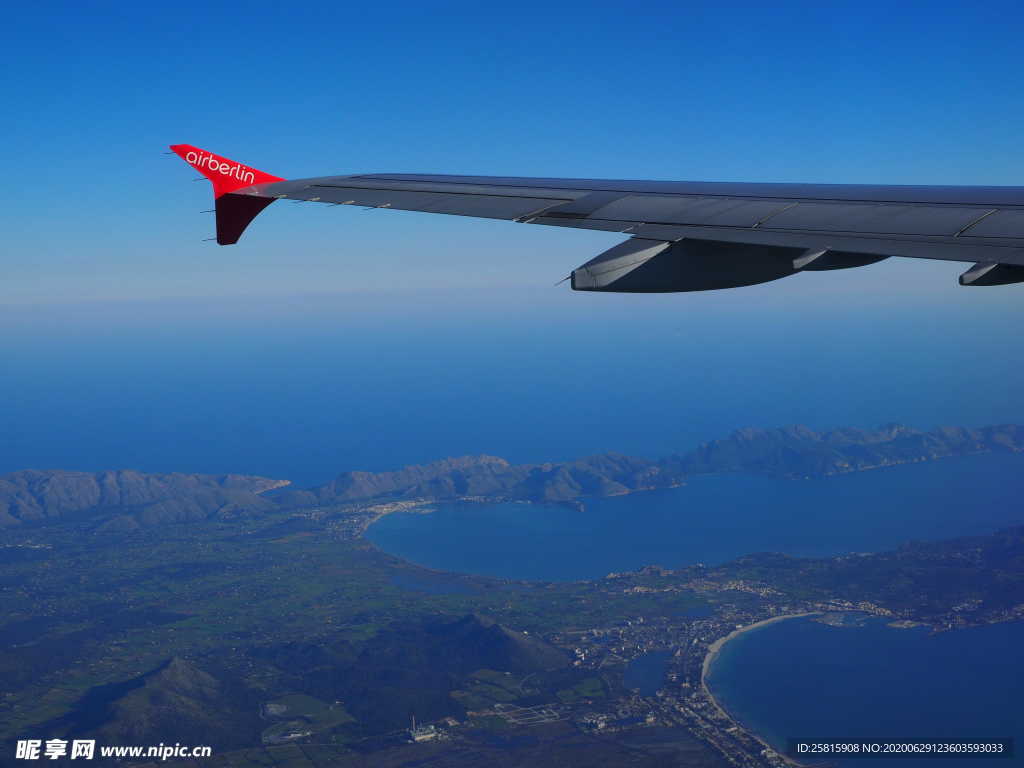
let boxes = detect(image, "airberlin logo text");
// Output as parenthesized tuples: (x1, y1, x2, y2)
(186, 151, 256, 185)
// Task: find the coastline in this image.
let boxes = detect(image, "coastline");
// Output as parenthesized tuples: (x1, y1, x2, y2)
(701, 612, 821, 762)
(702, 612, 820, 685)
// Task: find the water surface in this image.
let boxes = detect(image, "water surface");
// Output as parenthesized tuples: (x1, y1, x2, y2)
(366, 452, 1024, 581)
(4, 296, 1024, 487)
(706, 616, 1024, 767)
(623, 650, 673, 697)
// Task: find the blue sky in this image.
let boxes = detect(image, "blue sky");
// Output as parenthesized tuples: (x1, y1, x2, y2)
(3, 0, 1024, 479)
(3, 0, 1024, 307)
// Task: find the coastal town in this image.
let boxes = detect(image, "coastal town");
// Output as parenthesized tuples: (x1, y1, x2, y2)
(351, 566, 914, 768)
(443, 601, 887, 768)
(276, 494, 1023, 768)
(551, 605, 843, 768)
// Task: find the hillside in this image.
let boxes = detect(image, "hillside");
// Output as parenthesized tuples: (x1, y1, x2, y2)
(331, 614, 569, 731)
(54, 657, 261, 752)
(306, 452, 671, 504)
(0, 469, 288, 528)
(4, 424, 1021, 529)
(302, 423, 1024, 504)
(668, 423, 1024, 479)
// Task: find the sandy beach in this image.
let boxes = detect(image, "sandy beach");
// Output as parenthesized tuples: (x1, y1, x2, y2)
(701, 612, 820, 685)
(701, 612, 821, 765)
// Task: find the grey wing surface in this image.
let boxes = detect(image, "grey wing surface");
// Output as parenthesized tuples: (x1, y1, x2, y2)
(230, 173, 1024, 291)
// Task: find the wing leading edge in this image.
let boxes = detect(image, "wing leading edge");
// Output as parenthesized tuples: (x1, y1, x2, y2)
(171, 145, 1024, 291)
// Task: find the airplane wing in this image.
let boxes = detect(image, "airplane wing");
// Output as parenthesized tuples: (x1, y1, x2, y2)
(171, 144, 1024, 291)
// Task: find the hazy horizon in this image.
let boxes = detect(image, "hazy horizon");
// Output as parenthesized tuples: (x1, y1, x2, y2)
(4, 284, 1023, 487)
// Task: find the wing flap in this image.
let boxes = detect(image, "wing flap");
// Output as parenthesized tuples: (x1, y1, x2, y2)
(759, 202, 993, 236)
(584, 194, 705, 222)
(528, 216, 641, 232)
(313, 186, 566, 220)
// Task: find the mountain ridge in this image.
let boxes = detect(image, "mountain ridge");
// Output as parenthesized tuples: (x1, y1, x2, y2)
(3, 423, 1021, 529)
(0, 470, 288, 529)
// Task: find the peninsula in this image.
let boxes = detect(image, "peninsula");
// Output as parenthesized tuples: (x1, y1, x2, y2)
(2, 422, 1021, 530)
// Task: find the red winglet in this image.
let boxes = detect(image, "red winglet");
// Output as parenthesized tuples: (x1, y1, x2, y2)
(170, 144, 283, 198)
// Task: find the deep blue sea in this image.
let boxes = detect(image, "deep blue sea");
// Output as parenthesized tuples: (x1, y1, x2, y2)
(706, 616, 1024, 768)
(2, 292, 1023, 488)
(366, 452, 1024, 581)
